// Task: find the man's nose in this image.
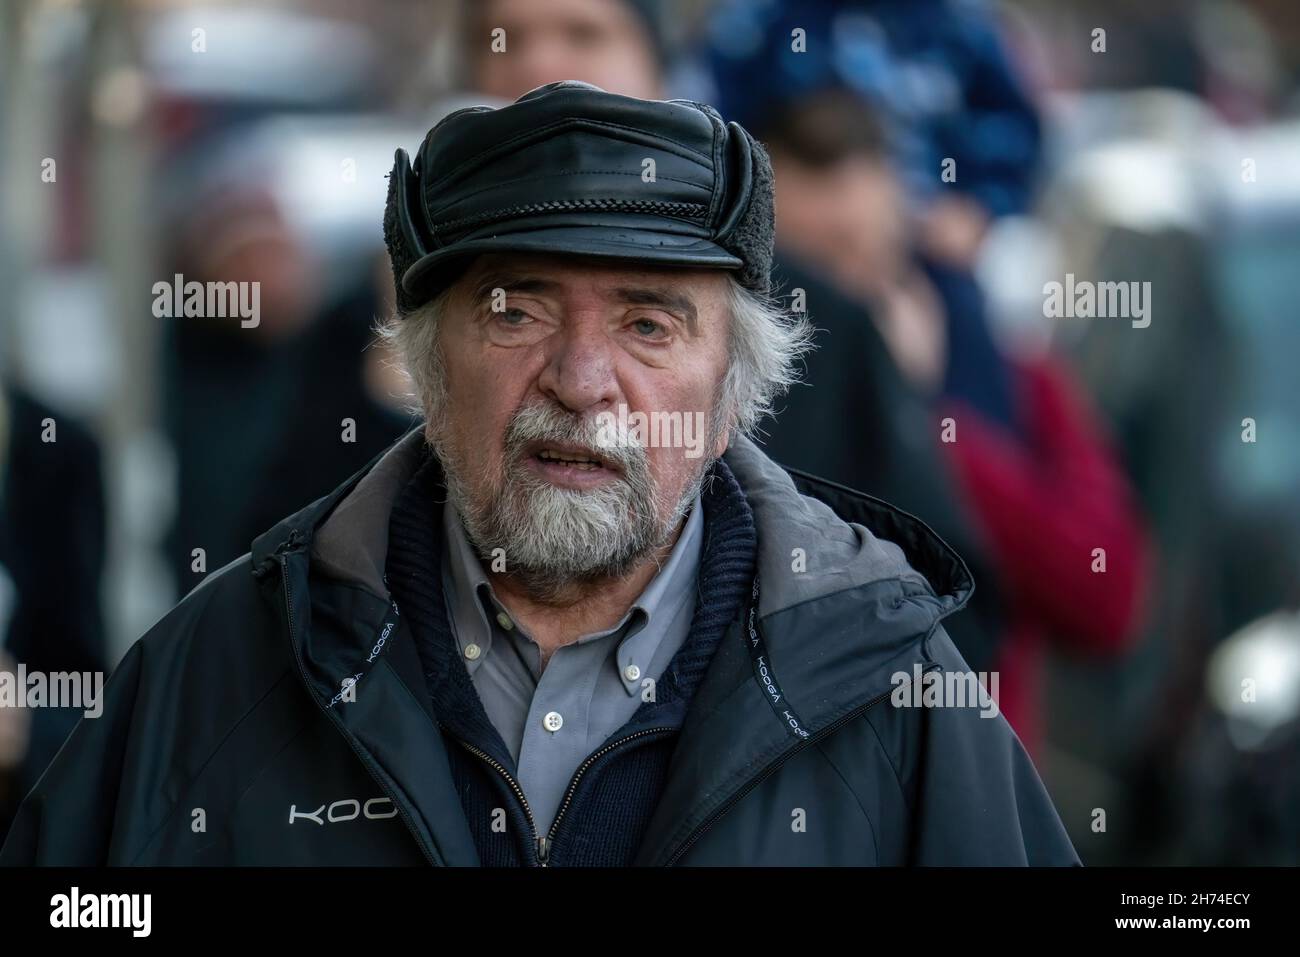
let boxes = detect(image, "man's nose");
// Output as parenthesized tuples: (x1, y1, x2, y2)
(535, 322, 620, 415)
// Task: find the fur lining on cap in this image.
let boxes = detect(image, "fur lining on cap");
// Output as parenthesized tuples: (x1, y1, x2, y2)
(731, 135, 775, 295)
(383, 153, 423, 316)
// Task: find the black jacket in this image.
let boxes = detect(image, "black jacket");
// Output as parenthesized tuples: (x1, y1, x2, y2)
(0, 431, 1078, 866)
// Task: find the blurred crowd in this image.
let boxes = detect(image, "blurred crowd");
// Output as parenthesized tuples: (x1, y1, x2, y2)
(2, 0, 1299, 864)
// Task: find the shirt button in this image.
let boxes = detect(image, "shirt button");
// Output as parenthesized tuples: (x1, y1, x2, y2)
(624, 664, 641, 682)
(464, 643, 481, 661)
(542, 711, 563, 733)
(496, 611, 514, 631)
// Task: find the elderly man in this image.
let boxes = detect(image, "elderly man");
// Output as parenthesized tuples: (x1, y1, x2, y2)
(1, 82, 1077, 866)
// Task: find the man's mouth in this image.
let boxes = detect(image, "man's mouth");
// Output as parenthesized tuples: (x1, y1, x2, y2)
(523, 441, 622, 486)
(535, 446, 605, 470)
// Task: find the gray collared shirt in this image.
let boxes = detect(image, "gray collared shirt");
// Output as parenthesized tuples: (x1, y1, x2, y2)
(439, 497, 703, 837)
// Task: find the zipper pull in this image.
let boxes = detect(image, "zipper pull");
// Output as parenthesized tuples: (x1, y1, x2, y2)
(536, 836, 551, 867)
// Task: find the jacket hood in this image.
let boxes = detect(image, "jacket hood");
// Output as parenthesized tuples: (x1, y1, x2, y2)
(251, 427, 973, 627)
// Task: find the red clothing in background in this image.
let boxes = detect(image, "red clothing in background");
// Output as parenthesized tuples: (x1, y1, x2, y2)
(942, 355, 1152, 753)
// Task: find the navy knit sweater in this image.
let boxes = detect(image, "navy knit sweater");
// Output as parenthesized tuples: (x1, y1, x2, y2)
(385, 450, 757, 866)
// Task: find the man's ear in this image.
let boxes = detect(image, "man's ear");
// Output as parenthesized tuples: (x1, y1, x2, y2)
(712, 417, 733, 460)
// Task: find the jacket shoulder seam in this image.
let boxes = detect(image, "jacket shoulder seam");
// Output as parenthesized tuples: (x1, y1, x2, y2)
(855, 617, 951, 823)
(812, 740, 880, 862)
(859, 704, 908, 803)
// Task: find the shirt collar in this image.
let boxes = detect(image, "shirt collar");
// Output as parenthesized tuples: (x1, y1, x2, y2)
(440, 494, 705, 693)
(614, 497, 703, 693)
(440, 502, 501, 675)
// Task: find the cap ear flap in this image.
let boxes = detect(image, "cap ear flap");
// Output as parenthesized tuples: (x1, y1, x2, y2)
(713, 121, 755, 243)
(713, 122, 774, 294)
(383, 147, 430, 314)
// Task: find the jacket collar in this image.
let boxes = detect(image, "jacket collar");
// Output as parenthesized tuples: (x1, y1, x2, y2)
(631, 435, 974, 864)
(251, 426, 428, 593)
(254, 427, 973, 614)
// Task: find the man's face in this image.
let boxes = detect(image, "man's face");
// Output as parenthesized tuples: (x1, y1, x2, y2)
(771, 152, 909, 299)
(428, 253, 732, 598)
(473, 0, 662, 101)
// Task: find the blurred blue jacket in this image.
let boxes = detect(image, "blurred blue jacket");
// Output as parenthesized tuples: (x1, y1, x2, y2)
(701, 0, 1042, 217)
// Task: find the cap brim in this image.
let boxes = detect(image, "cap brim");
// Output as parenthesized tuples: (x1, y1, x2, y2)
(401, 226, 743, 305)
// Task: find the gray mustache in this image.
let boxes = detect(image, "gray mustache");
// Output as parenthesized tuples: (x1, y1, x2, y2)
(504, 403, 647, 474)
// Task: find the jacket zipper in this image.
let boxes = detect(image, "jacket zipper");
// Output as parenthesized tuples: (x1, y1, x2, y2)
(662, 669, 938, 866)
(450, 725, 674, 866)
(545, 727, 673, 849)
(279, 554, 441, 867)
(448, 736, 546, 864)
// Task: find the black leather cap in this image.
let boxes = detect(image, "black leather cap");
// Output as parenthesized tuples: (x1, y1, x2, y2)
(384, 80, 774, 313)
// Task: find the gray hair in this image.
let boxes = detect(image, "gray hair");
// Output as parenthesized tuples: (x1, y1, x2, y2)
(375, 274, 814, 439)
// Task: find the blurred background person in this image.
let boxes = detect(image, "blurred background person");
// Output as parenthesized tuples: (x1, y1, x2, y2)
(146, 11, 422, 592)
(159, 171, 413, 590)
(460, 0, 669, 101)
(0, 382, 108, 842)
(159, 162, 324, 588)
(702, 0, 1045, 270)
(237, 248, 414, 548)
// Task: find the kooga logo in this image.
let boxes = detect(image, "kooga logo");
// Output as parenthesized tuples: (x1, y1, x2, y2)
(288, 797, 399, 825)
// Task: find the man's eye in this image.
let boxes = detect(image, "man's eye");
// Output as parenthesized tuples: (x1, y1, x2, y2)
(498, 307, 532, 325)
(631, 317, 667, 338)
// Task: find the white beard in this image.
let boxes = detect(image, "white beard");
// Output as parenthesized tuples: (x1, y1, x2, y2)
(435, 400, 714, 601)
